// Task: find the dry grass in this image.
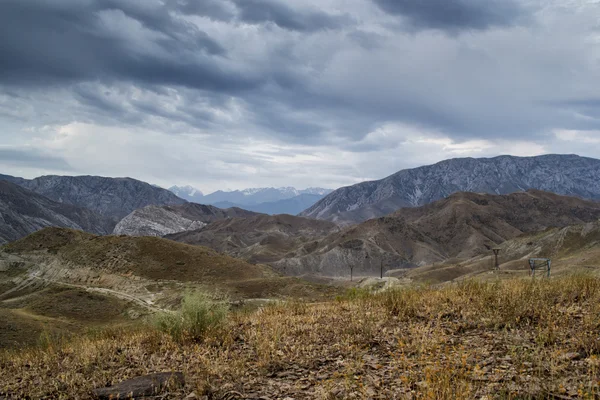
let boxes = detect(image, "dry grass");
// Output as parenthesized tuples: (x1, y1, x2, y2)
(2, 275, 600, 399)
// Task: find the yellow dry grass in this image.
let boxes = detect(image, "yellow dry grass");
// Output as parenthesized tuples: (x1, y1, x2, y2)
(2, 275, 600, 399)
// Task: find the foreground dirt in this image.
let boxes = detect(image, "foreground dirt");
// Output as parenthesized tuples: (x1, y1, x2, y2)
(2, 276, 600, 399)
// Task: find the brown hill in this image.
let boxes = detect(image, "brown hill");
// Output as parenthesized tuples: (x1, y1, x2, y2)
(3, 227, 271, 283)
(166, 214, 340, 263)
(274, 190, 600, 276)
(394, 190, 600, 257)
(400, 220, 600, 284)
(0, 228, 338, 348)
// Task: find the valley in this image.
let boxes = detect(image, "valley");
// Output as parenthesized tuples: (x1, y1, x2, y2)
(1, 155, 600, 398)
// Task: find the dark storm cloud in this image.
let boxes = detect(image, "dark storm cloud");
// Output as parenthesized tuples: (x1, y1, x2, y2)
(547, 98, 600, 125)
(0, 148, 72, 170)
(73, 86, 129, 119)
(232, 0, 349, 32)
(172, 0, 236, 20)
(0, 0, 597, 161)
(372, 0, 525, 32)
(0, 0, 258, 91)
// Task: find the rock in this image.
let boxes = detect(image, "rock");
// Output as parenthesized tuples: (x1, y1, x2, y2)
(114, 203, 261, 237)
(92, 372, 185, 399)
(560, 352, 583, 361)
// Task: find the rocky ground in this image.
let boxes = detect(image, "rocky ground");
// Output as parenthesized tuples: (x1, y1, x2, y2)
(2, 275, 599, 399)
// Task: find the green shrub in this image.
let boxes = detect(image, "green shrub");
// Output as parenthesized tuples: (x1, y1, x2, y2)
(335, 287, 373, 302)
(152, 291, 229, 342)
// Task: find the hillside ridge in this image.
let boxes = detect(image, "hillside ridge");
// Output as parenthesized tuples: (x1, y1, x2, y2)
(300, 154, 600, 225)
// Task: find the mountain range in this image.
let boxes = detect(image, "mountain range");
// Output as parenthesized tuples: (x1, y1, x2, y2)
(3, 153, 600, 268)
(0, 181, 113, 244)
(211, 194, 324, 216)
(167, 185, 204, 203)
(170, 190, 600, 277)
(19, 175, 186, 224)
(0, 174, 188, 242)
(169, 186, 332, 215)
(301, 154, 600, 225)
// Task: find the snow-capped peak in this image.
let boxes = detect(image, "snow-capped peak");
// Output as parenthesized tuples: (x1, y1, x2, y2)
(169, 185, 204, 199)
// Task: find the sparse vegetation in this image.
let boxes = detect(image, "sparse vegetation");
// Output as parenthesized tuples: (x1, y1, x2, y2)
(151, 291, 229, 343)
(2, 274, 600, 398)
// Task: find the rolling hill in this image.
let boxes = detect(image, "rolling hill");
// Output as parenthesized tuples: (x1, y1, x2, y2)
(166, 214, 340, 264)
(0, 227, 337, 348)
(273, 190, 600, 276)
(399, 220, 600, 284)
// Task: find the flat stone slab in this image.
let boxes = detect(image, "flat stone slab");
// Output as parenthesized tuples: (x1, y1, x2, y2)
(92, 372, 185, 399)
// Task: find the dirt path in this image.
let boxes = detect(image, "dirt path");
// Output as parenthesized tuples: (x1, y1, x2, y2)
(30, 274, 171, 313)
(0, 268, 171, 313)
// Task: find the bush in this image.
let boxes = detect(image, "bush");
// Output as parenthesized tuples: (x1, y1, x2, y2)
(152, 291, 229, 342)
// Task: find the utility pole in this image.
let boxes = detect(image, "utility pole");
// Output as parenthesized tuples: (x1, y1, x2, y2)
(492, 248, 501, 271)
(380, 259, 384, 279)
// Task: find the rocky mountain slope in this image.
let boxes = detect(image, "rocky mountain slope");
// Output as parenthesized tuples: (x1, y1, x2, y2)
(166, 214, 340, 264)
(274, 190, 600, 276)
(0, 174, 25, 185)
(0, 180, 112, 244)
(113, 203, 260, 237)
(17, 175, 186, 225)
(301, 154, 600, 225)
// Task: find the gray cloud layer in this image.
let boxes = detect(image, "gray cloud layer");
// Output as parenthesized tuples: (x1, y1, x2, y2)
(0, 0, 261, 92)
(0, 0, 599, 191)
(232, 0, 349, 32)
(372, 0, 525, 32)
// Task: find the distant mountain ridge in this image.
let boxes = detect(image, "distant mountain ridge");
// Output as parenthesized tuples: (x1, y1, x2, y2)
(169, 185, 331, 204)
(168, 186, 332, 215)
(12, 175, 187, 225)
(168, 185, 204, 203)
(300, 154, 600, 225)
(212, 194, 324, 216)
(0, 180, 112, 244)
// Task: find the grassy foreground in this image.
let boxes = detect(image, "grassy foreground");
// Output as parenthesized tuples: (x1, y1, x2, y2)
(2, 275, 600, 399)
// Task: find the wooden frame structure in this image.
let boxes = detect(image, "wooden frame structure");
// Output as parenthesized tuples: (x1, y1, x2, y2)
(529, 258, 551, 278)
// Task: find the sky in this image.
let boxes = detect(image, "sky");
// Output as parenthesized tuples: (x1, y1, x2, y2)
(1, 0, 600, 193)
